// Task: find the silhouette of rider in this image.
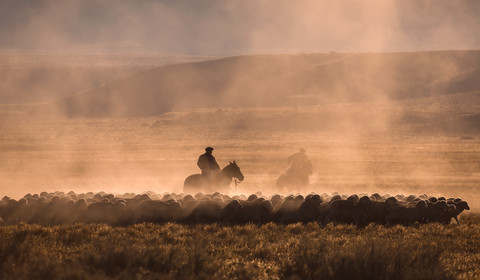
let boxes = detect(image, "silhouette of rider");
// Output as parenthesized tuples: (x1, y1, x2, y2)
(197, 147, 220, 183)
(287, 148, 312, 174)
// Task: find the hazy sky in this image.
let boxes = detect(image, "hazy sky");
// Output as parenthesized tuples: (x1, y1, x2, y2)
(1, 0, 479, 54)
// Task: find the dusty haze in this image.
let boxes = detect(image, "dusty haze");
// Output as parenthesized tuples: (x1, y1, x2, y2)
(1, 0, 480, 54)
(1, 1, 480, 210)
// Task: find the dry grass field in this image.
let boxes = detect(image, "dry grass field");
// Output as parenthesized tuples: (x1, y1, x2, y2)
(1, 218, 480, 280)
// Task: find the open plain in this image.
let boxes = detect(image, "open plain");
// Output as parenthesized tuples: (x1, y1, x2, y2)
(1, 51, 480, 279)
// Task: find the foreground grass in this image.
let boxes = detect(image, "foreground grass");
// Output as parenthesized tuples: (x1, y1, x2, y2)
(1, 214, 480, 280)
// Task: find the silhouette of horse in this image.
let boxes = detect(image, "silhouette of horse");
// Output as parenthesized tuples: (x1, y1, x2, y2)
(183, 161, 244, 194)
(276, 161, 312, 191)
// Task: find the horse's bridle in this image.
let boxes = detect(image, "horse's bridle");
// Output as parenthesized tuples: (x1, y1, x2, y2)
(233, 178, 241, 191)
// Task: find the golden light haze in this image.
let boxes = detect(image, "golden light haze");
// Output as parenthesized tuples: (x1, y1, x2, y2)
(1, 0, 479, 54)
(0, 0, 479, 210)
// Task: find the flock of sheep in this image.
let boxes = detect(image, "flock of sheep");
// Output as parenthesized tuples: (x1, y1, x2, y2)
(0, 191, 470, 226)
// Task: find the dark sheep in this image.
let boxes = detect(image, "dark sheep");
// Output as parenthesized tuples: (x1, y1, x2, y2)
(270, 194, 284, 210)
(7, 198, 29, 225)
(33, 197, 65, 225)
(405, 195, 417, 203)
(50, 200, 77, 225)
(446, 200, 470, 225)
(424, 200, 449, 223)
(325, 199, 358, 225)
(184, 200, 226, 224)
(359, 197, 390, 225)
(386, 200, 427, 226)
(371, 193, 382, 201)
(297, 194, 327, 224)
(0, 191, 471, 227)
(273, 197, 303, 224)
(237, 199, 273, 224)
(330, 194, 342, 202)
(221, 200, 243, 224)
(128, 200, 182, 224)
(80, 201, 119, 224)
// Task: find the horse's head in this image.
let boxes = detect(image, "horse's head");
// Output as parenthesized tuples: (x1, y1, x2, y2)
(222, 161, 244, 182)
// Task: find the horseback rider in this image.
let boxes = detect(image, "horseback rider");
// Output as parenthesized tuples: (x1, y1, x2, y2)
(197, 147, 220, 183)
(276, 148, 312, 189)
(285, 148, 313, 186)
(288, 148, 311, 173)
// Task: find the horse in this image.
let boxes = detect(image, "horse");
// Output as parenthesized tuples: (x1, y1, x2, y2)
(183, 161, 244, 194)
(276, 161, 312, 192)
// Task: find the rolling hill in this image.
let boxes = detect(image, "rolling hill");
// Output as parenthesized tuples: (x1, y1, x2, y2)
(0, 54, 215, 104)
(29, 51, 480, 118)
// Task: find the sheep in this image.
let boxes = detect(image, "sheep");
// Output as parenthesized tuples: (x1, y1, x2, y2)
(34, 196, 66, 225)
(386, 200, 427, 226)
(184, 200, 226, 224)
(446, 200, 470, 225)
(80, 201, 118, 224)
(194, 193, 206, 201)
(178, 196, 198, 217)
(360, 197, 394, 225)
(272, 196, 303, 224)
(418, 194, 429, 200)
(50, 200, 77, 225)
(405, 195, 417, 203)
(221, 199, 243, 224)
(128, 200, 182, 224)
(437, 203, 458, 225)
(349, 195, 390, 227)
(371, 193, 382, 201)
(295, 195, 305, 201)
(395, 194, 405, 201)
(135, 193, 151, 201)
(22, 197, 46, 223)
(352, 196, 373, 226)
(104, 193, 115, 202)
(297, 194, 326, 224)
(324, 199, 357, 225)
(329, 194, 342, 203)
(237, 198, 273, 224)
(423, 200, 452, 224)
(6, 198, 29, 225)
(93, 193, 103, 201)
(0, 191, 471, 226)
(270, 194, 284, 210)
(320, 193, 331, 202)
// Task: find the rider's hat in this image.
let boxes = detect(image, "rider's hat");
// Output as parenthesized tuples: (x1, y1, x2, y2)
(205, 147, 214, 151)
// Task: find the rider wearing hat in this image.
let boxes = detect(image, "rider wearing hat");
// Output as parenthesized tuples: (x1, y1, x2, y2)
(285, 148, 312, 185)
(288, 148, 312, 174)
(197, 147, 220, 182)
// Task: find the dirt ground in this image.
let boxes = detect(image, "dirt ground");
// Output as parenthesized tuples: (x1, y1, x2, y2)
(1, 115, 479, 210)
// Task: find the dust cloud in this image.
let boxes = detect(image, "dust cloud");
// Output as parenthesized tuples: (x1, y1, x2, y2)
(1, 1, 480, 209)
(1, 0, 480, 54)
